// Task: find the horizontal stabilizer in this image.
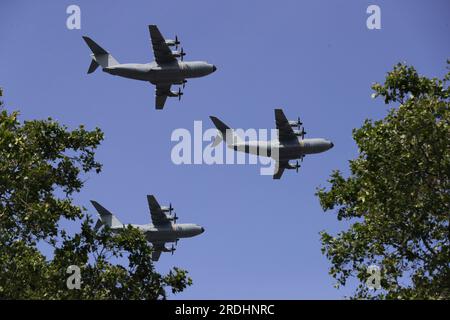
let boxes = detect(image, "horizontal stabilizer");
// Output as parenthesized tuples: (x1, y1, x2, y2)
(210, 133, 223, 148)
(82, 36, 108, 55)
(91, 200, 123, 228)
(82, 36, 119, 70)
(210, 116, 242, 146)
(87, 59, 99, 74)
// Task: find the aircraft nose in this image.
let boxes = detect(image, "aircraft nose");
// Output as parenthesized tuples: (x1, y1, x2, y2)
(201, 227, 205, 233)
(330, 142, 334, 148)
(212, 65, 217, 72)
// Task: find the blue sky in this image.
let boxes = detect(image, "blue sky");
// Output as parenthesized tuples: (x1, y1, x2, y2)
(1, 0, 449, 299)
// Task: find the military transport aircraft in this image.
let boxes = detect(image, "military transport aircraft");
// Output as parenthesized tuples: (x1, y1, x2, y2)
(82, 25, 217, 109)
(210, 109, 334, 179)
(91, 195, 205, 261)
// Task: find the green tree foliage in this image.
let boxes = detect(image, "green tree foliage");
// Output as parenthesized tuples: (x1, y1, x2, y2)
(0, 89, 191, 299)
(316, 62, 450, 299)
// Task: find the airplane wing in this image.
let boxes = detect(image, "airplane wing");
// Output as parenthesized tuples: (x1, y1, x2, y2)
(273, 160, 288, 180)
(275, 109, 298, 142)
(155, 83, 171, 109)
(147, 195, 172, 226)
(148, 25, 177, 64)
(151, 242, 165, 261)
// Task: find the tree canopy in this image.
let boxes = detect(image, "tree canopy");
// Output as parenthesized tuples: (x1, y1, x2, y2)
(317, 62, 450, 299)
(0, 88, 191, 299)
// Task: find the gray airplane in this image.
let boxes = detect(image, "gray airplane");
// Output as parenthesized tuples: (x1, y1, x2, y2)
(82, 25, 216, 110)
(210, 109, 334, 179)
(91, 195, 204, 261)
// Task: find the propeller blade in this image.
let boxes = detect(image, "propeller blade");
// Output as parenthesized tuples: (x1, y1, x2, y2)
(296, 161, 299, 173)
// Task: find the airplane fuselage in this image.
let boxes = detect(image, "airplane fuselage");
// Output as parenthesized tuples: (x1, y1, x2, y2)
(111, 222, 204, 243)
(102, 60, 216, 84)
(232, 137, 334, 161)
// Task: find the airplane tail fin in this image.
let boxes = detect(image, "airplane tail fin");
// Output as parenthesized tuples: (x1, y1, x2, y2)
(209, 116, 242, 147)
(90, 200, 123, 228)
(82, 36, 119, 73)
